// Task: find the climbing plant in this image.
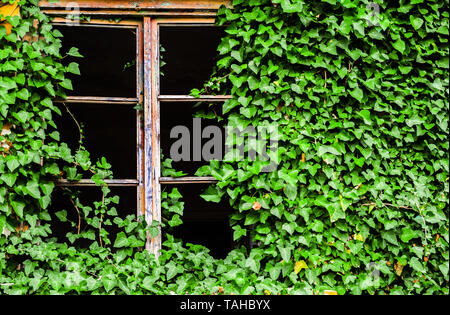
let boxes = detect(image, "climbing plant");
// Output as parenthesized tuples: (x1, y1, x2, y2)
(0, 0, 448, 295)
(195, 0, 449, 295)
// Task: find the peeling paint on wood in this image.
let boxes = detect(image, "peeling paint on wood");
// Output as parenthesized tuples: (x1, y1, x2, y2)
(137, 21, 145, 218)
(39, 0, 231, 10)
(143, 17, 154, 253)
(150, 18, 162, 256)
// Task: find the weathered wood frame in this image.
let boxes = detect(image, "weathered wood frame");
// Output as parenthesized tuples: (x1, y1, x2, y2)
(145, 17, 230, 254)
(52, 19, 145, 220)
(42, 1, 231, 256)
(39, 0, 231, 16)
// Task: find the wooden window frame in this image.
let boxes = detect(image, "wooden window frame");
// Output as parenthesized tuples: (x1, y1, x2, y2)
(51, 18, 145, 222)
(145, 17, 231, 254)
(42, 1, 232, 256)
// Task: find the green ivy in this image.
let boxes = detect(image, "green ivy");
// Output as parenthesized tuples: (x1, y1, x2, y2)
(0, 0, 448, 295)
(195, 0, 449, 294)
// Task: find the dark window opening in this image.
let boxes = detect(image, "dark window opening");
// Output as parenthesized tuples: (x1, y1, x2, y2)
(160, 101, 224, 175)
(159, 26, 225, 95)
(49, 186, 137, 247)
(162, 184, 233, 258)
(54, 103, 137, 179)
(55, 25, 137, 98)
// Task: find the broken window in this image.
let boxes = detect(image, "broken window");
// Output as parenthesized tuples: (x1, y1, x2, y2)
(50, 186, 137, 247)
(48, 15, 233, 257)
(160, 101, 224, 175)
(154, 21, 233, 258)
(159, 26, 224, 95)
(56, 25, 137, 98)
(51, 20, 144, 238)
(162, 184, 233, 258)
(54, 103, 137, 179)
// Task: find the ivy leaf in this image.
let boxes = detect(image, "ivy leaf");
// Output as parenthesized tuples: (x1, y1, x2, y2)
(168, 214, 183, 227)
(200, 186, 223, 203)
(148, 220, 160, 238)
(114, 232, 129, 248)
(16, 88, 29, 100)
(284, 183, 297, 200)
(245, 256, 260, 273)
(55, 210, 68, 222)
(247, 76, 259, 90)
(282, 222, 296, 235)
(67, 47, 83, 57)
(349, 87, 364, 102)
(102, 275, 117, 292)
(410, 16, 424, 30)
(278, 246, 291, 262)
(11, 200, 25, 218)
(231, 50, 243, 63)
(327, 203, 346, 222)
(409, 257, 426, 273)
(353, 157, 365, 167)
(6, 156, 20, 172)
(381, 231, 399, 246)
(223, 99, 239, 114)
(66, 62, 80, 75)
(13, 110, 30, 123)
(0, 173, 18, 187)
(232, 225, 247, 240)
(0, 215, 5, 234)
(392, 39, 406, 54)
(25, 181, 41, 199)
(60, 78, 73, 90)
(400, 227, 418, 242)
(166, 261, 180, 280)
(269, 265, 281, 280)
(142, 276, 157, 292)
(358, 109, 372, 125)
(294, 260, 308, 274)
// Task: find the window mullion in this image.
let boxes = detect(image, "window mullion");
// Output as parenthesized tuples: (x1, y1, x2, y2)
(158, 95, 231, 102)
(54, 179, 139, 186)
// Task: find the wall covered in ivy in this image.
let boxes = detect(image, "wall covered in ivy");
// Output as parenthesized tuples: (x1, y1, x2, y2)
(0, 0, 448, 295)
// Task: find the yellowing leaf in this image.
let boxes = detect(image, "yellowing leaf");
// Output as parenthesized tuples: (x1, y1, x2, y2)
(323, 290, 338, 295)
(294, 260, 308, 274)
(355, 233, 364, 242)
(394, 261, 404, 276)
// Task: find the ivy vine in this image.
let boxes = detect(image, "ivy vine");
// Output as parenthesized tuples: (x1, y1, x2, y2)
(0, 0, 448, 295)
(196, 0, 449, 294)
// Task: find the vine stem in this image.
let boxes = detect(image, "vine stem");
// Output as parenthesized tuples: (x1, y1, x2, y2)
(62, 102, 83, 151)
(361, 202, 413, 210)
(98, 192, 105, 248)
(68, 193, 81, 235)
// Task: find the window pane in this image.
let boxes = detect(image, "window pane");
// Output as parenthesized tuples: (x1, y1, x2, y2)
(160, 102, 224, 176)
(54, 103, 137, 179)
(49, 186, 137, 247)
(162, 184, 233, 258)
(55, 25, 137, 98)
(159, 26, 224, 95)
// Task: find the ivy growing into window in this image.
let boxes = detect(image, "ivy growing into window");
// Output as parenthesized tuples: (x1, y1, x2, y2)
(0, 0, 448, 295)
